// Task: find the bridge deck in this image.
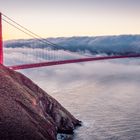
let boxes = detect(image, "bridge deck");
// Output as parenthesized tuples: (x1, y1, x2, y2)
(8, 54, 140, 70)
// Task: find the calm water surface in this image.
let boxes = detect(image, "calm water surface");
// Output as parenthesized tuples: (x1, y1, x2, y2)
(23, 60, 140, 140)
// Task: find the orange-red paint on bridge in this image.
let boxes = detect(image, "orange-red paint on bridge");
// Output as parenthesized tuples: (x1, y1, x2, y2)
(8, 54, 140, 70)
(1, 13, 140, 70)
(0, 13, 3, 64)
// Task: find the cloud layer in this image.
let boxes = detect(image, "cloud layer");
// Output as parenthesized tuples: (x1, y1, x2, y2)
(4, 35, 140, 56)
(3, 35, 140, 98)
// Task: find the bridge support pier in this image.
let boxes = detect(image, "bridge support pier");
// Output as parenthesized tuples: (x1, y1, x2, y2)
(0, 13, 3, 64)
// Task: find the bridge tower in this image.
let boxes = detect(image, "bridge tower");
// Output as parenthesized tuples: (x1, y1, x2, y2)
(0, 13, 3, 64)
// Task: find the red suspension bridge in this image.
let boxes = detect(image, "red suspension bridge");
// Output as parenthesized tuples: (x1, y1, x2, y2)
(1, 12, 140, 70)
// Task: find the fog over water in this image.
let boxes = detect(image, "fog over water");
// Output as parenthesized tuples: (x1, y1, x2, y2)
(4, 36, 140, 139)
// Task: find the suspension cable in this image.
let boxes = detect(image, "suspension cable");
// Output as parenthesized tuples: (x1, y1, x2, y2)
(2, 18, 53, 46)
(2, 13, 62, 49)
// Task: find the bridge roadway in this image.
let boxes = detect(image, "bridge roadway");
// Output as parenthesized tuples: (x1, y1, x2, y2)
(8, 54, 140, 70)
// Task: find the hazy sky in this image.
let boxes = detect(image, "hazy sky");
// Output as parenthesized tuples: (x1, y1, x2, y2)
(0, 0, 140, 40)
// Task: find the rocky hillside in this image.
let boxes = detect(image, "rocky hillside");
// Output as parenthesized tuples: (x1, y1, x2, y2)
(0, 64, 81, 140)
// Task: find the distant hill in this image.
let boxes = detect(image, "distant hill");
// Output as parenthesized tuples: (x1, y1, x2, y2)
(0, 64, 80, 140)
(4, 35, 140, 55)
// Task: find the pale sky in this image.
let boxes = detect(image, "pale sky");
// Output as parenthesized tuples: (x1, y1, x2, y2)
(0, 0, 140, 40)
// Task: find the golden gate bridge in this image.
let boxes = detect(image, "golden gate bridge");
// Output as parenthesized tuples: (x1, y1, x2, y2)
(1, 12, 140, 70)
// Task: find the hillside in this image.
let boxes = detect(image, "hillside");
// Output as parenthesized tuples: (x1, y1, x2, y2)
(0, 64, 80, 140)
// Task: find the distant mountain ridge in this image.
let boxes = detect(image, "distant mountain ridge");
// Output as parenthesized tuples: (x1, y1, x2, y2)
(4, 35, 140, 55)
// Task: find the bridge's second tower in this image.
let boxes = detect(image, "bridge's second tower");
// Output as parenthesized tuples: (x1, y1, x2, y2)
(0, 13, 3, 64)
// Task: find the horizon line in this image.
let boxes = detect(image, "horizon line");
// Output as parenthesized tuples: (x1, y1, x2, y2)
(3, 33, 140, 41)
